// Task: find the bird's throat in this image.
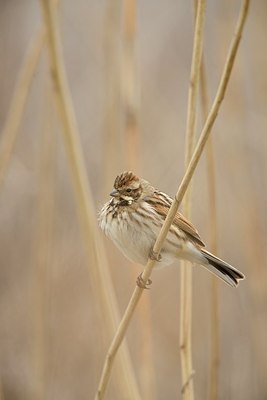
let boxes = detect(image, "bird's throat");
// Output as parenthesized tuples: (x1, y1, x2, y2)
(118, 199, 132, 206)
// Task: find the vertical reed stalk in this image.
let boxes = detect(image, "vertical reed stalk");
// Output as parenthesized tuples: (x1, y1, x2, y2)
(95, 1, 249, 396)
(199, 63, 220, 400)
(39, 1, 141, 399)
(180, 1, 206, 398)
(122, 1, 155, 398)
(32, 78, 56, 400)
(123, 0, 140, 173)
(104, 1, 123, 193)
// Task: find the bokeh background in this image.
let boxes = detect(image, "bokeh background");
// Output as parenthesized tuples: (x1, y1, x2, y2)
(0, 1, 266, 399)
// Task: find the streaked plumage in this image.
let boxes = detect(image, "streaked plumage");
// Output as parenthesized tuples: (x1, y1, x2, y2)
(99, 171, 245, 287)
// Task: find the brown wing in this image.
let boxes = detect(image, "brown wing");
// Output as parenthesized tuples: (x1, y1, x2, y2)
(173, 212, 205, 247)
(150, 191, 205, 247)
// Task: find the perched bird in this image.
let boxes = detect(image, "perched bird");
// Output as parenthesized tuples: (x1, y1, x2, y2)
(99, 171, 245, 287)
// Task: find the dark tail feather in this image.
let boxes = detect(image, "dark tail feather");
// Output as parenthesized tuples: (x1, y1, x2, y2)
(201, 249, 245, 287)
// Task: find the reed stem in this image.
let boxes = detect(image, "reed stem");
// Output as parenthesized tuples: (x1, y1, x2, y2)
(39, 1, 141, 399)
(95, 1, 249, 397)
(200, 62, 220, 400)
(180, 1, 206, 398)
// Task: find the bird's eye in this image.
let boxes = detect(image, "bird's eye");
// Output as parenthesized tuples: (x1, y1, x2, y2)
(126, 188, 132, 193)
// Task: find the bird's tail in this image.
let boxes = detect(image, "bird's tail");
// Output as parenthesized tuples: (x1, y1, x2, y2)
(201, 249, 245, 287)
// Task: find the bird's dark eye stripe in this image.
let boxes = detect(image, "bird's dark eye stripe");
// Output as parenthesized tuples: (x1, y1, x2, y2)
(125, 187, 139, 193)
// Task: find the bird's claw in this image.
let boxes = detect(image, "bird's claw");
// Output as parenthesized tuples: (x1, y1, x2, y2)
(136, 273, 152, 289)
(149, 248, 162, 262)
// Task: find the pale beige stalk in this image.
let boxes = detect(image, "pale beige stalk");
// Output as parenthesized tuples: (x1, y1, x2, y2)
(32, 80, 56, 400)
(104, 1, 123, 193)
(180, 1, 206, 398)
(39, 1, 141, 399)
(95, 1, 249, 398)
(122, 2, 156, 399)
(0, 29, 44, 187)
(123, 0, 140, 173)
(200, 63, 220, 400)
(0, 0, 59, 188)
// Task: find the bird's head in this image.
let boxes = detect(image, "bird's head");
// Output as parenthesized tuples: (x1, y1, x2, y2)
(110, 171, 154, 205)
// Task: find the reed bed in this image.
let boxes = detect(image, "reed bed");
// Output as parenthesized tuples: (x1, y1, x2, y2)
(40, 1, 141, 399)
(2, 1, 266, 399)
(200, 61, 220, 400)
(122, 1, 156, 398)
(179, 1, 206, 398)
(96, 1, 249, 397)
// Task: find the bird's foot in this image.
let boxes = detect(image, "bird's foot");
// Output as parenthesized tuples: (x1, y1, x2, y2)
(149, 248, 162, 262)
(136, 273, 152, 289)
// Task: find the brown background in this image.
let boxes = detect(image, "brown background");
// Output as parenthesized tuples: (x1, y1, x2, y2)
(0, 1, 266, 399)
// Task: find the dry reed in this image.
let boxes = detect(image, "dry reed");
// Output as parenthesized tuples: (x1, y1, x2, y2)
(180, 1, 206, 398)
(122, 1, 156, 398)
(0, 29, 45, 187)
(199, 62, 220, 400)
(39, 1, 141, 399)
(0, 0, 60, 189)
(123, 0, 140, 173)
(95, 1, 249, 398)
(32, 79, 56, 400)
(103, 1, 123, 192)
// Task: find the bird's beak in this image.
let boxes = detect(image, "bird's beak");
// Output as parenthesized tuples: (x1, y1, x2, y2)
(110, 188, 119, 197)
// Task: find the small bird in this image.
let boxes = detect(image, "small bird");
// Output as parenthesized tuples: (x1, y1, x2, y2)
(99, 171, 245, 288)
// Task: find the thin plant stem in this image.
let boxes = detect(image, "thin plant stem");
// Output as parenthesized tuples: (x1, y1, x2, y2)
(95, 1, 249, 398)
(180, 1, 206, 398)
(103, 0, 123, 193)
(0, 30, 44, 187)
(200, 62, 220, 400)
(39, 1, 141, 399)
(32, 78, 56, 400)
(0, 0, 59, 189)
(122, 1, 155, 398)
(0, 382, 4, 400)
(123, 0, 140, 173)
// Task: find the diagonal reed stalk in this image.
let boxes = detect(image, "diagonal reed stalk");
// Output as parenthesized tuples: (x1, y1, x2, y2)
(199, 62, 220, 400)
(180, 1, 206, 398)
(39, 1, 141, 399)
(0, 28, 44, 187)
(95, 0, 249, 398)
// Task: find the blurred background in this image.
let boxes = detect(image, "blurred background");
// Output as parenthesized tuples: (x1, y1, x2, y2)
(0, 0, 266, 399)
